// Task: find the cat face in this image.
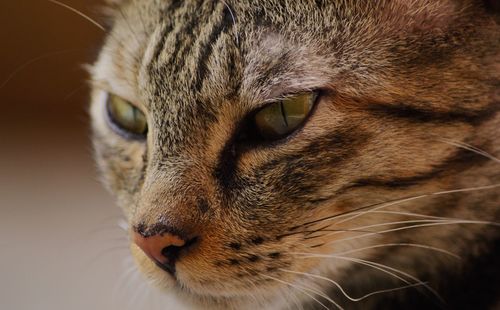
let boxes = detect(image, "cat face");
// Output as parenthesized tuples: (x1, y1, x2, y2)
(90, 1, 499, 308)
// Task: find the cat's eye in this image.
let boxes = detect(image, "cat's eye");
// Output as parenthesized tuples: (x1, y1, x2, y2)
(106, 93, 148, 138)
(254, 92, 317, 140)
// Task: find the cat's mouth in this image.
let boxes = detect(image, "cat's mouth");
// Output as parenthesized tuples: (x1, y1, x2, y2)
(131, 242, 279, 303)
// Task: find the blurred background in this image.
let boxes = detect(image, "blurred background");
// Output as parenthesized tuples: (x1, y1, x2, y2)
(0, 1, 174, 309)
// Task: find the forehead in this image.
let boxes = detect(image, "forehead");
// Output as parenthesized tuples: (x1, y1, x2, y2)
(101, 0, 464, 146)
(111, 0, 459, 99)
(109, 2, 327, 133)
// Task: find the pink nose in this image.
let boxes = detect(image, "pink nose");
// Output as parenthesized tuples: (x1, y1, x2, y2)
(132, 230, 188, 274)
(133, 231, 185, 262)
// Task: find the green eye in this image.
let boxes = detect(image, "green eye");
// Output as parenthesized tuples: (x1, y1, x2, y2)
(254, 92, 317, 140)
(106, 93, 148, 138)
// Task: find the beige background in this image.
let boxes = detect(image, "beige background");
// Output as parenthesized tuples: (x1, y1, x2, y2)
(0, 1, 177, 309)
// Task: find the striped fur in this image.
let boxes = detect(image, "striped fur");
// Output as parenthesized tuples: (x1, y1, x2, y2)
(90, 1, 500, 309)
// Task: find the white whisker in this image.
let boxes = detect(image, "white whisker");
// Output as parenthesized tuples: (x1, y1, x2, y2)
(117, 218, 129, 233)
(291, 252, 412, 286)
(0, 49, 83, 89)
(258, 273, 342, 310)
(47, 0, 105, 31)
(325, 221, 499, 246)
(439, 138, 500, 164)
(291, 253, 444, 303)
(220, 0, 239, 45)
(318, 219, 450, 238)
(279, 268, 426, 302)
(332, 243, 461, 259)
(311, 183, 500, 230)
(356, 210, 464, 220)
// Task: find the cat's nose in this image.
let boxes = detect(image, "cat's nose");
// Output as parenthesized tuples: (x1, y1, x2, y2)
(132, 225, 197, 275)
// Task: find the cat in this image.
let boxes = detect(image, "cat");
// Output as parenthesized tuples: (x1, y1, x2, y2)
(89, 0, 500, 309)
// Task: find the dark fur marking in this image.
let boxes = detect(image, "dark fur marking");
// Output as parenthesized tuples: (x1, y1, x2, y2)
(228, 258, 240, 265)
(194, 4, 234, 92)
(168, 0, 208, 73)
(367, 101, 500, 125)
(229, 242, 242, 250)
(151, 1, 185, 66)
(257, 127, 371, 199)
(268, 252, 281, 259)
(251, 236, 265, 245)
(347, 148, 490, 191)
(247, 255, 260, 262)
(214, 261, 223, 267)
(196, 198, 210, 214)
(310, 243, 325, 249)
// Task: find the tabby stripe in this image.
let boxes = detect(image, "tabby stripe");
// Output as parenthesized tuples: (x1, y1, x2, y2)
(150, 0, 186, 68)
(367, 101, 499, 125)
(345, 148, 490, 191)
(173, 1, 222, 75)
(215, 125, 369, 192)
(193, 3, 235, 92)
(166, 0, 207, 73)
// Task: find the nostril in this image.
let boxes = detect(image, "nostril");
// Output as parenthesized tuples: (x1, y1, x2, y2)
(161, 236, 199, 261)
(161, 244, 182, 262)
(132, 226, 199, 276)
(156, 236, 198, 275)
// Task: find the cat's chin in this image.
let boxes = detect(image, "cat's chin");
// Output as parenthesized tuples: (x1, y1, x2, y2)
(130, 245, 281, 309)
(140, 270, 275, 310)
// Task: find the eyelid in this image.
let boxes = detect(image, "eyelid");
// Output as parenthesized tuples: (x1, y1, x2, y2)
(91, 78, 144, 110)
(105, 92, 145, 113)
(259, 89, 318, 106)
(255, 90, 319, 115)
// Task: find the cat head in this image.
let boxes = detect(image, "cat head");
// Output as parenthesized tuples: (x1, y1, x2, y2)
(90, 1, 499, 308)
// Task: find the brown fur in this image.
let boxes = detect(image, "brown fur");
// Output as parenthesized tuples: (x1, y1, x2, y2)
(90, 1, 500, 309)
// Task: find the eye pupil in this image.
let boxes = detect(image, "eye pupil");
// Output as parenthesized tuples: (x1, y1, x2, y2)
(253, 92, 317, 141)
(106, 93, 148, 138)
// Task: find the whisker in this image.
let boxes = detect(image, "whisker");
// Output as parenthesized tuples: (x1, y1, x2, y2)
(281, 210, 462, 239)
(318, 219, 454, 239)
(280, 228, 377, 239)
(332, 243, 461, 259)
(220, 0, 239, 45)
(47, 0, 105, 31)
(363, 210, 461, 220)
(291, 252, 413, 286)
(257, 273, 340, 310)
(46, 1, 143, 72)
(0, 49, 86, 89)
(439, 138, 500, 164)
(112, 259, 138, 305)
(295, 183, 500, 230)
(348, 282, 427, 302)
(63, 83, 87, 101)
(117, 218, 129, 232)
(291, 253, 443, 304)
(325, 220, 500, 246)
(279, 268, 427, 302)
(82, 246, 130, 271)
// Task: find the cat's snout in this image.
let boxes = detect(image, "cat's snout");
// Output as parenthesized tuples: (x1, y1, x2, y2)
(132, 225, 198, 276)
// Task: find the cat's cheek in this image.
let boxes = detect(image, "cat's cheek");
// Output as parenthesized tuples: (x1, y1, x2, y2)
(130, 243, 176, 289)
